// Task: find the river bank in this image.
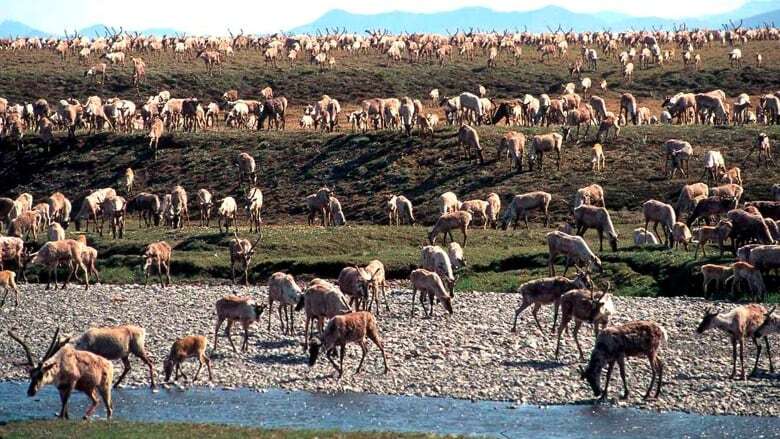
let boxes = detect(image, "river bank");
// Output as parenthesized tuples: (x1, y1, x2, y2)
(0, 284, 778, 416)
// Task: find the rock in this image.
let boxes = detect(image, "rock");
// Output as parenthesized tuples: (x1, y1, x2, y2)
(0, 284, 775, 416)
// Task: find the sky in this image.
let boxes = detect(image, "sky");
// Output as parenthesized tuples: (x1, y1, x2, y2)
(0, 0, 746, 35)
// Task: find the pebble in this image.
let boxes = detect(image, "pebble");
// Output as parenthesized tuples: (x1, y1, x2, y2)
(0, 283, 777, 416)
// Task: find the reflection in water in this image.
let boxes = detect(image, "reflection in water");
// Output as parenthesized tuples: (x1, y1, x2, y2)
(1, 382, 778, 438)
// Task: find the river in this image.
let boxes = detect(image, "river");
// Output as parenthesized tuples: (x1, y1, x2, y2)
(1, 382, 778, 438)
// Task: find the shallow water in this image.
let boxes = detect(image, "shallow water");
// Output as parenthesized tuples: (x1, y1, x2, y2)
(1, 382, 778, 438)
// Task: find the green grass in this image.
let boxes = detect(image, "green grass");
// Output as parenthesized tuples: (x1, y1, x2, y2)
(17, 220, 779, 302)
(0, 420, 453, 439)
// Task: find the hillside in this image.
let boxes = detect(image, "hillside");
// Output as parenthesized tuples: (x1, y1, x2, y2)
(2, 125, 778, 225)
(2, 40, 780, 110)
(1, 34, 779, 296)
(3, 122, 779, 294)
(2, 40, 780, 224)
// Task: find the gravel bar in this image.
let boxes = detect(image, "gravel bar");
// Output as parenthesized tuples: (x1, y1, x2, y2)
(0, 283, 778, 416)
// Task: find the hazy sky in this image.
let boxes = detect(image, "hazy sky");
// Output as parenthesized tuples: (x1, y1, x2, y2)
(0, 0, 745, 34)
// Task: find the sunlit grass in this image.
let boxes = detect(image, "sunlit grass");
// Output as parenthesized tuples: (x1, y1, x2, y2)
(15, 222, 779, 302)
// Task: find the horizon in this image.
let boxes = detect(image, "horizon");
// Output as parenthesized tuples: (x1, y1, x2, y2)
(0, 0, 755, 36)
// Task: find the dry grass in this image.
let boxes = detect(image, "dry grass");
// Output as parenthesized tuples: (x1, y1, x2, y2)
(1, 40, 779, 112)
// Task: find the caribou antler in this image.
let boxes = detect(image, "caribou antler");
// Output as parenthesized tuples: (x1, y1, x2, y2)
(108, 26, 123, 39)
(249, 233, 263, 253)
(7, 330, 35, 367)
(41, 327, 64, 362)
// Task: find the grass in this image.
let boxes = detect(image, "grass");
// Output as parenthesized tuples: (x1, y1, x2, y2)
(2, 40, 780, 302)
(3, 124, 780, 224)
(0, 420, 453, 439)
(2, 41, 780, 224)
(2, 40, 780, 110)
(15, 219, 779, 302)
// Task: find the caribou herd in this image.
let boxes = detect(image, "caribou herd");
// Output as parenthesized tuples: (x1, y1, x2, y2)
(4, 85, 780, 154)
(3, 21, 780, 151)
(2, 22, 780, 420)
(1, 136, 779, 418)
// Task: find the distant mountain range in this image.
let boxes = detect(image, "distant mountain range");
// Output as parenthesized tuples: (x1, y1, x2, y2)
(0, 21, 180, 38)
(75, 25, 181, 39)
(289, 2, 780, 34)
(1, 1, 778, 37)
(742, 9, 780, 28)
(0, 20, 48, 38)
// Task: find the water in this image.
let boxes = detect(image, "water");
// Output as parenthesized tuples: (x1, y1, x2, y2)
(1, 381, 778, 438)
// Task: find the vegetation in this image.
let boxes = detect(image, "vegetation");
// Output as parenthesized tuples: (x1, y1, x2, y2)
(0, 420, 452, 439)
(1, 38, 779, 302)
(2, 40, 780, 107)
(2, 124, 779, 224)
(14, 218, 777, 302)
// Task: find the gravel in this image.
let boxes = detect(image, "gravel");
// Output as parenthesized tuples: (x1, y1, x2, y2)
(1, 282, 778, 416)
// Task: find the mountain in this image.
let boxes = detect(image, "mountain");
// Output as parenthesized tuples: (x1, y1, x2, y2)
(289, 6, 612, 34)
(593, 11, 632, 24)
(743, 8, 780, 28)
(78, 24, 110, 39)
(708, 0, 780, 24)
(0, 20, 47, 38)
(140, 28, 182, 37)
(289, 1, 780, 34)
(1, 1, 778, 38)
(76, 24, 182, 38)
